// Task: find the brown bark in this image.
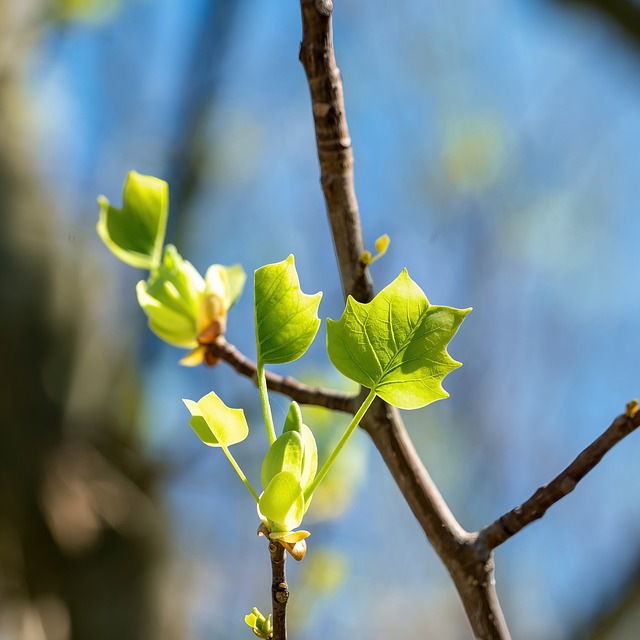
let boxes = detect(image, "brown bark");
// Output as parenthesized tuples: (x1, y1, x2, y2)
(208, 338, 358, 414)
(298, 0, 373, 304)
(270, 541, 288, 640)
(477, 408, 640, 553)
(297, 2, 510, 637)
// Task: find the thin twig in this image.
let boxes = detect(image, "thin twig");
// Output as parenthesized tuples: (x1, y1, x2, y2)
(207, 338, 358, 414)
(270, 541, 288, 640)
(477, 406, 640, 553)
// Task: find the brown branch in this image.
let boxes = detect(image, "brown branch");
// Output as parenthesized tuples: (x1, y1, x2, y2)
(298, 0, 373, 304)
(477, 406, 640, 553)
(298, 3, 510, 638)
(270, 541, 288, 640)
(207, 338, 358, 414)
(362, 400, 511, 639)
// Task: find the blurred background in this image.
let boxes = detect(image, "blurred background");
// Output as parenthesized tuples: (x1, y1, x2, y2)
(1, 0, 639, 638)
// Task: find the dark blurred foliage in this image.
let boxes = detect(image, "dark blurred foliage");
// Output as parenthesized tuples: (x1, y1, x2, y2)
(0, 1, 240, 638)
(557, 0, 640, 52)
(0, 3, 171, 639)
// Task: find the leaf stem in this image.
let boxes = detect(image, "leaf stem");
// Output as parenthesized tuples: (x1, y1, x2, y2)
(221, 444, 260, 503)
(257, 362, 277, 445)
(304, 387, 377, 501)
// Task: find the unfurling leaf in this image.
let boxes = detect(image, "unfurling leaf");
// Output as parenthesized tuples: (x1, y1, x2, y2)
(97, 171, 168, 270)
(261, 430, 304, 490)
(136, 245, 204, 348)
(374, 234, 390, 254)
(183, 391, 248, 447)
(361, 234, 390, 265)
(245, 608, 272, 639)
(134, 245, 245, 363)
(282, 402, 317, 496)
(327, 269, 470, 409)
(254, 255, 322, 365)
(259, 470, 305, 532)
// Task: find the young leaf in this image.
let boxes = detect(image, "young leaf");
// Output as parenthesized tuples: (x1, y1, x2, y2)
(182, 391, 248, 447)
(261, 430, 304, 489)
(262, 402, 318, 501)
(327, 269, 470, 410)
(254, 255, 322, 365)
(259, 470, 305, 532)
(223, 264, 247, 309)
(97, 171, 168, 270)
(282, 403, 318, 496)
(136, 245, 204, 348)
(282, 400, 303, 434)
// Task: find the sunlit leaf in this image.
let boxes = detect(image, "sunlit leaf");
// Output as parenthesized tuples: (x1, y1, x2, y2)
(136, 245, 203, 348)
(261, 431, 303, 489)
(259, 471, 305, 532)
(327, 269, 470, 409)
(282, 403, 318, 496)
(254, 255, 322, 365)
(97, 171, 168, 270)
(182, 391, 248, 447)
(224, 264, 246, 309)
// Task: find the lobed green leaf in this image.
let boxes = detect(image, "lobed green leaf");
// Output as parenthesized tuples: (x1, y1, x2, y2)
(182, 391, 248, 447)
(254, 255, 322, 365)
(97, 171, 168, 270)
(327, 269, 470, 409)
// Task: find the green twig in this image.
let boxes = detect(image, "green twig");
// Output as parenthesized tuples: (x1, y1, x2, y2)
(257, 362, 277, 445)
(221, 444, 260, 503)
(304, 387, 377, 501)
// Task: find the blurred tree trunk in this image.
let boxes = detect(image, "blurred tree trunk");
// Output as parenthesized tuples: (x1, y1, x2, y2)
(0, 5, 175, 640)
(556, 0, 640, 51)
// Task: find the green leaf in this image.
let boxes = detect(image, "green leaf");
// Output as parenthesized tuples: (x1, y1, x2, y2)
(136, 245, 204, 348)
(259, 470, 305, 532)
(255, 255, 322, 365)
(282, 403, 317, 496)
(224, 264, 246, 309)
(327, 269, 470, 409)
(97, 171, 168, 270)
(282, 401, 303, 434)
(261, 431, 304, 489)
(182, 391, 248, 447)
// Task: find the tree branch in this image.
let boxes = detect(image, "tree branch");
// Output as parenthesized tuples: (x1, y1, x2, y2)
(298, 0, 373, 303)
(361, 400, 511, 639)
(207, 338, 358, 414)
(298, 3, 511, 638)
(270, 541, 288, 640)
(477, 404, 640, 553)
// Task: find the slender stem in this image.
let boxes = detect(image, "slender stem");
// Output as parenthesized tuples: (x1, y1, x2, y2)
(221, 444, 260, 503)
(257, 362, 277, 445)
(304, 387, 376, 501)
(270, 541, 288, 640)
